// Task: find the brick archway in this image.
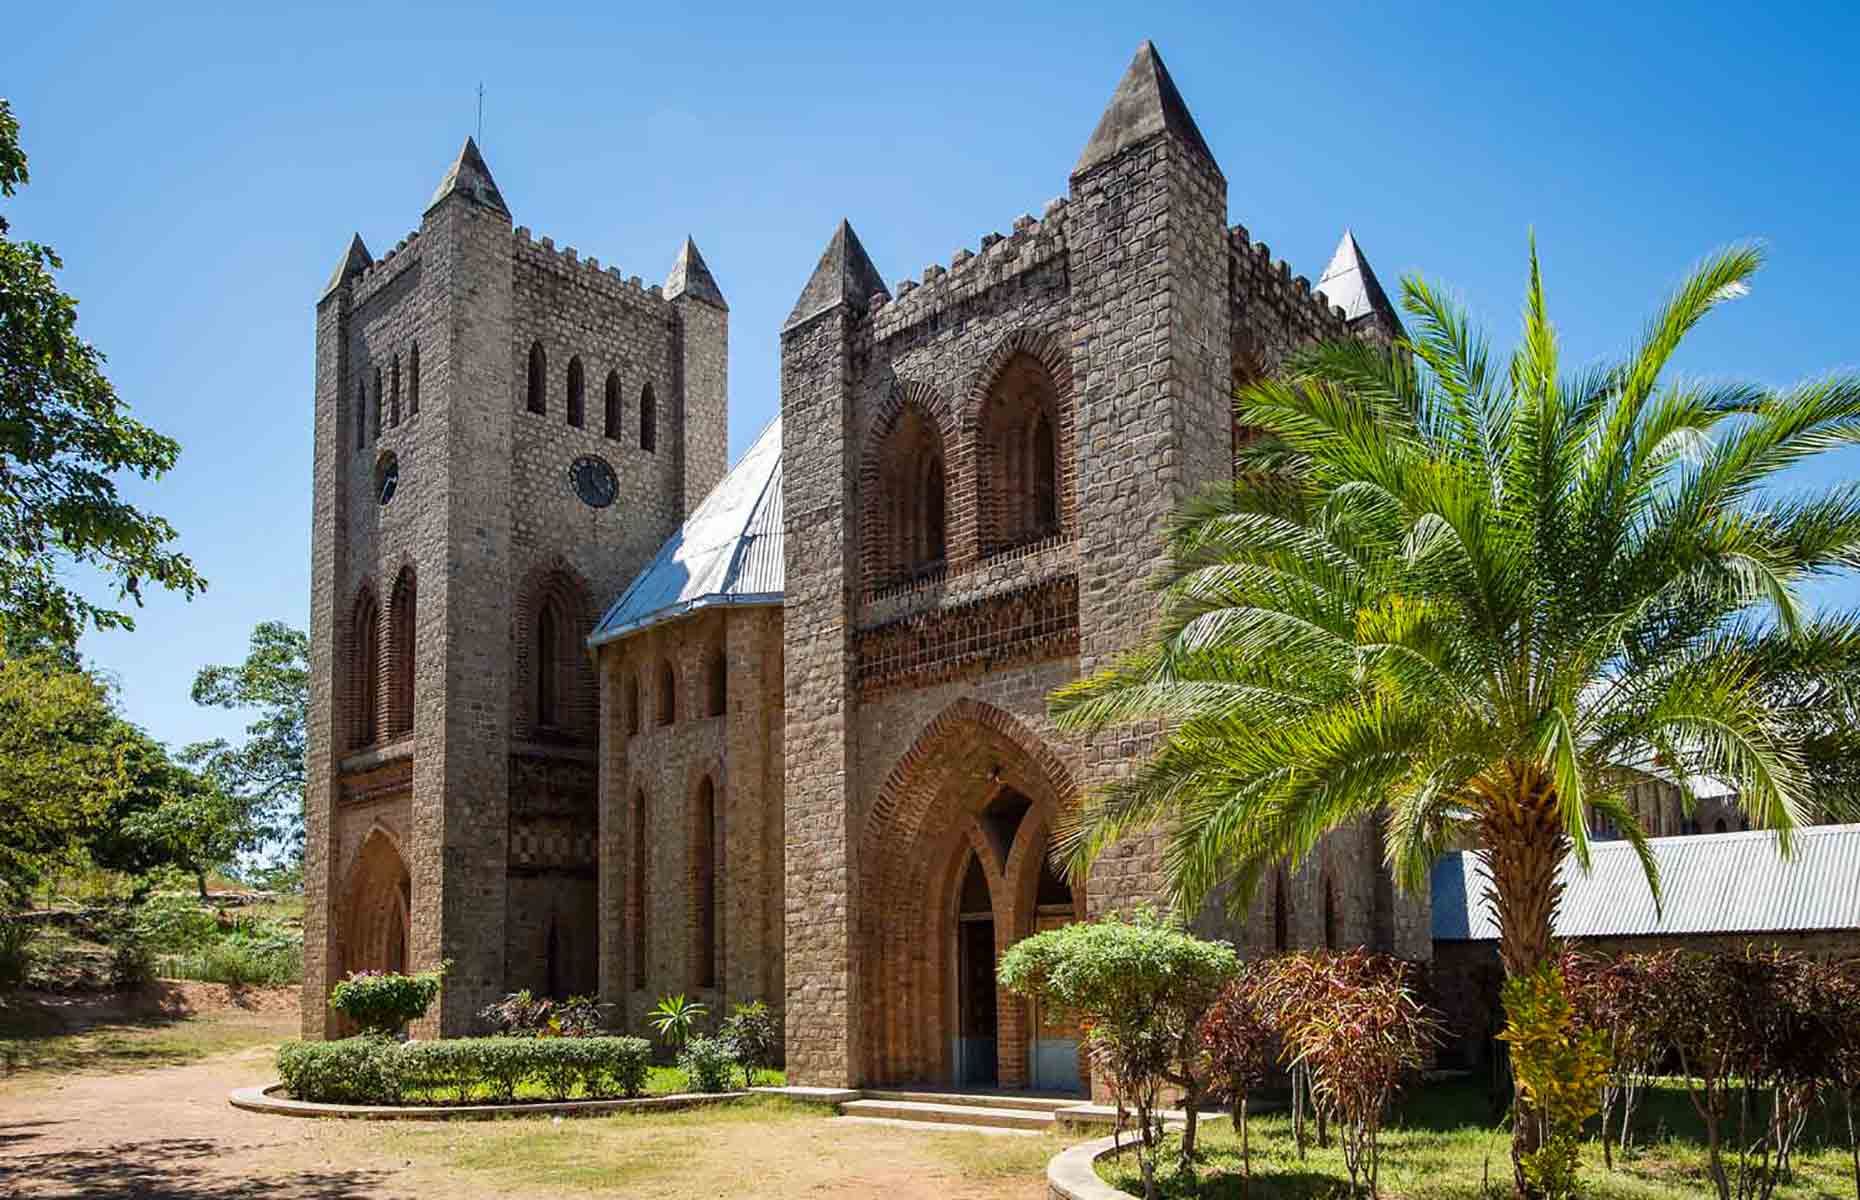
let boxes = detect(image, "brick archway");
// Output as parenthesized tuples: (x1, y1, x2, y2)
(340, 826, 411, 980)
(857, 698, 1083, 1088)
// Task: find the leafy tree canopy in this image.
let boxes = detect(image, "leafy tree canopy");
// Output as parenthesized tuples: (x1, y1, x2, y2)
(182, 621, 308, 870)
(0, 98, 203, 646)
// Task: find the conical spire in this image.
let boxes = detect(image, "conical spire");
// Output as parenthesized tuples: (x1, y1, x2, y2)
(426, 136, 509, 216)
(1316, 231, 1401, 335)
(320, 233, 372, 300)
(664, 236, 728, 310)
(1074, 41, 1218, 178)
(784, 220, 888, 330)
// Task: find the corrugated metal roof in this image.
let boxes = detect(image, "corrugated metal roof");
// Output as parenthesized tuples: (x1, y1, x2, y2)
(588, 418, 783, 646)
(1432, 823, 1860, 941)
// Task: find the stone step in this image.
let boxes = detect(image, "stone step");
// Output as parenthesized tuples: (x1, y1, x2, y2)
(856, 1089, 1083, 1113)
(838, 1098, 1058, 1130)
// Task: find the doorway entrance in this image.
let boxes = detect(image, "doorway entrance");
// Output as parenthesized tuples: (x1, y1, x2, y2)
(954, 855, 998, 1086)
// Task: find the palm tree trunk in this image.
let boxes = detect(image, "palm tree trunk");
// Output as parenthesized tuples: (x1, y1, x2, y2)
(1476, 763, 1570, 1200)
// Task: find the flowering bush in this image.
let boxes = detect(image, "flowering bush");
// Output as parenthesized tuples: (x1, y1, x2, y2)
(329, 965, 445, 1034)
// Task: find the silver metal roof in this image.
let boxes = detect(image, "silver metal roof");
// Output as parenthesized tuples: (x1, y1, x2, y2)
(588, 417, 783, 646)
(1432, 823, 1860, 941)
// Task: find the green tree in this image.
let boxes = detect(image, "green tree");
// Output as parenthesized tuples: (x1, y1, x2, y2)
(0, 98, 203, 646)
(0, 650, 124, 902)
(1049, 241, 1860, 1196)
(998, 911, 1236, 1199)
(182, 621, 308, 871)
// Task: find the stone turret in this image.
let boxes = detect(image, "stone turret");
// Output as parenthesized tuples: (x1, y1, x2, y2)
(1316, 230, 1404, 342)
(784, 219, 889, 330)
(666, 237, 730, 511)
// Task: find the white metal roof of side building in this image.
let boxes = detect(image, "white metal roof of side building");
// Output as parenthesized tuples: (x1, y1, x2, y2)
(1432, 823, 1860, 942)
(588, 417, 784, 647)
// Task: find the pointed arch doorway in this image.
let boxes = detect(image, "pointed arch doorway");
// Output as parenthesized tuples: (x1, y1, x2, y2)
(860, 699, 1087, 1093)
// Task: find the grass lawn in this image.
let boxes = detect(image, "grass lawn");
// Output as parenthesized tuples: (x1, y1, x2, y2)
(0, 982, 297, 1090)
(1098, 1078, 1858, 1199)
(375, 1095, 1076, 1198)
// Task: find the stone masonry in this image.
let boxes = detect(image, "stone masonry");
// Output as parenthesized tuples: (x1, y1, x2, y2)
(306, 43, 1425, 1086)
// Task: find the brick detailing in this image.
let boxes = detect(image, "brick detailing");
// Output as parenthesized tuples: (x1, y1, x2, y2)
(340, 826, 411, 978)
(859, 379, 956, 594)
(348, 584, 381, 750)
(855, 577, 1078, 698)
(855, 698, 1082, 1087)
(511, 561, 597, 746)
(690, 773, 719, 990)
(387, 566, 416, 739)
(965, 331, 1074, 558)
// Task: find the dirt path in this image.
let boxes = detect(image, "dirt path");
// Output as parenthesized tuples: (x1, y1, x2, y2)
(0, 994, 1057, 1199)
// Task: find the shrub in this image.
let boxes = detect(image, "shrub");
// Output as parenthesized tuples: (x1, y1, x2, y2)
(109, 931, 157, 990)
(477, 989, 551, 1036)
(718, 1000, 779, 1088)
(329, 965, 444, 1034)
(1199, 963, 1274, 1181)
(1500, 964, 1610, 1200)
(132, 894, 218, 950)
(678, 1035, 739, 1094)
(999, 910, 1238, 1200)
(0, 919, 37, 990)
(648, 992, 707, 1049)
(277, 1034, 406, 1104)
(275, 1035, 653, 1105)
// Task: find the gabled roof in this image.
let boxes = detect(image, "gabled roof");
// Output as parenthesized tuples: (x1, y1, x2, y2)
(427, 136, 510, 216)
(1315, 231, 1400, 330)
(1432, 823, 1860, 942)
(588, 418, 783, 646)
(1074, 40, 1218, 178)
(784, 220, 888, 331)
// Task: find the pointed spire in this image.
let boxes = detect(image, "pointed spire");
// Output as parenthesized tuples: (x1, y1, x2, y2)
(664, 236, 728, 311)
(1316, 230, 1402, 336)
(320, 233, 372, 300)
(784, 220, 889, 330)
(1074, 41, 1218, 178)
(425, 136, 509, 216)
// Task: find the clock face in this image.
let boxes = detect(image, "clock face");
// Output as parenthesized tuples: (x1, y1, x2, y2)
(376, 453, 400, 506)
(570, 455, 617, 509)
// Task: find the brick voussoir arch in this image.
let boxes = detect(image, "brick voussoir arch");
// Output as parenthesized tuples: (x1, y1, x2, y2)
(859, 377, 958, 587)
(961, 328, 1076, 552)
(860, 697, 1079, 865)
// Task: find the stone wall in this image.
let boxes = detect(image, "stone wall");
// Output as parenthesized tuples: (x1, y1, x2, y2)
(594, 607, 785, 1038)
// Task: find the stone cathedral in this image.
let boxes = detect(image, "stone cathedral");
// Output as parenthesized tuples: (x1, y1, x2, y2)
(303, 41, 1431, 1092)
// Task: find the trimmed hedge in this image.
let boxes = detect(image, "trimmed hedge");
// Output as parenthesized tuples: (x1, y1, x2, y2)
(677, 1035, 739, 1094)
(277, 1035, 654, 1105)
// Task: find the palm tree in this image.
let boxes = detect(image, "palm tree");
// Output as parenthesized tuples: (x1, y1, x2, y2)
(1050, 241, 1860, 1193)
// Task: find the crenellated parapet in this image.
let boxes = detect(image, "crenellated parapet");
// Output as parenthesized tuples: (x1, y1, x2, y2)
(868, 200, 1071, 346)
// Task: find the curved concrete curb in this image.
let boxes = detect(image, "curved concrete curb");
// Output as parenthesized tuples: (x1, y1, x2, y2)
(1046, 1132, 1139, 1200)
(229, 1084, 746, 1121)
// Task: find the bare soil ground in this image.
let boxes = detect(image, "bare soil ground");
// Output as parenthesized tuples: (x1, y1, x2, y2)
(0, 988, 1067, 1199)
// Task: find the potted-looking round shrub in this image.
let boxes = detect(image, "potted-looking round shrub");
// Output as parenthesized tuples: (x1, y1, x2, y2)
(329, 964, 447, 1034)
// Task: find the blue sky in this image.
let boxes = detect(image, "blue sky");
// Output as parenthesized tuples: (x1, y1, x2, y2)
(5, 1, 1858, 749)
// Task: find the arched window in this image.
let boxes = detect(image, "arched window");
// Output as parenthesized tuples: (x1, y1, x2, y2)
(356, 379, 367, 450)
(640, 383, 656, 453)
(625, 673, 640, 736)
(389, 356, 401, 428)
(871, 404, 947, 586)
(980, 353, 1062, 553)
(1713, 818, 1728, 834)
(1272, 869, 1289, 952)
(536, 598, 562, 730)
(604, 371, 621, 440)
(566, 356, 585, 429)
(352, 588, 380, 749)
(526, 342, 547, 415)
(657, 660, 676, 726)
(630, 788, 648, 988)
(408, 342, 420, 416)
(692, 777, 717, 990)
(705, 646, 726, 718)
(388, 567, 416, 738)
(372, 367, 384, 439)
